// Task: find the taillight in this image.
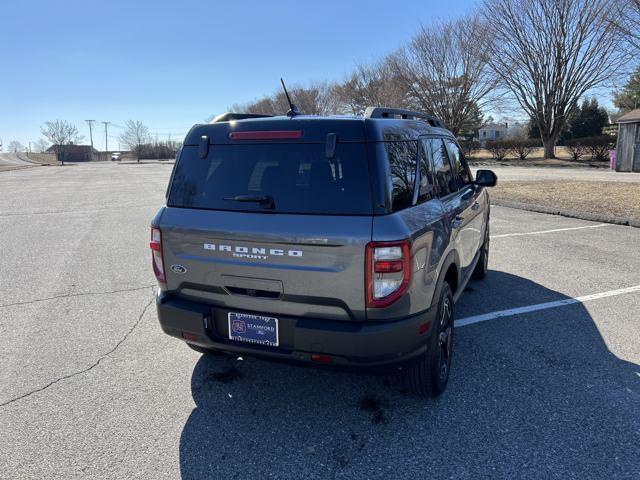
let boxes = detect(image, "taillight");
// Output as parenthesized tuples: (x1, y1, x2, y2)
(365, 240, 411, 308)
(150, 227, 165, 283)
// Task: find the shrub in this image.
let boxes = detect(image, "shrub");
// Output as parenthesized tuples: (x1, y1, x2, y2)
(459, 139, 480, 158)
(511, 139, 540, 160)
(485, 140, 514, 161)
(564, 139, 588, 161)
(579, 136, 616, 162)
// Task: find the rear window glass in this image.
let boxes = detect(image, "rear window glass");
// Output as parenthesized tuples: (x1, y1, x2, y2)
(385, 141, 418, 212)
(167, 143, 372, 215)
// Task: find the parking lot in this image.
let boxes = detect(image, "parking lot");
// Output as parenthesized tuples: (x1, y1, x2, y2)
(1, 163, 639, 479)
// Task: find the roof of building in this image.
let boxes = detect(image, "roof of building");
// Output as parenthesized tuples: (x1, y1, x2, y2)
(617, 108, 640, 123)
(479, 122, 508, 130)
(46, 144, 98, 153)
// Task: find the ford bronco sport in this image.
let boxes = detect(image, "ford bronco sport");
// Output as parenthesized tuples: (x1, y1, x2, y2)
(151, 107, 497, 397)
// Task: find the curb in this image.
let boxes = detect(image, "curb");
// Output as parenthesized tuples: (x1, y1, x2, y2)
(492, 200, 640, 228)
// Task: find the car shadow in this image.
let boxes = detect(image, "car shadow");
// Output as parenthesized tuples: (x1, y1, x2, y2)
(179, 271, 640, 479)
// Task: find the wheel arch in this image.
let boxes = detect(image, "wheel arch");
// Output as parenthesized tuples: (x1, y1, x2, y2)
(433, 250, 460, 306)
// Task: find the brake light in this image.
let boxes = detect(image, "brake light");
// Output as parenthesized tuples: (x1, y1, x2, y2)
(228, 130, 302, 140)
(365, 240, 411, 308)
(150, 227, 165, 283)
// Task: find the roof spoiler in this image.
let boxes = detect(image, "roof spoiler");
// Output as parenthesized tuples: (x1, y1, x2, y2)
(210, 112, 273, 123)
(364, 107, 444, 128)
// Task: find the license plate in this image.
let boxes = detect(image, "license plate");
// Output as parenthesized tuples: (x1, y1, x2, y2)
(228, 312, 279, 347)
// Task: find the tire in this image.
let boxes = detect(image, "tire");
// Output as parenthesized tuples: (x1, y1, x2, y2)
(186, 342, 227, 356)
(472, 225, 490, 280)
(403, 282, 454, 397)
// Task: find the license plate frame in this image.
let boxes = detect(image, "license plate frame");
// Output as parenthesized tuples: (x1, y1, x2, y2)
(227, 312, 279, 347)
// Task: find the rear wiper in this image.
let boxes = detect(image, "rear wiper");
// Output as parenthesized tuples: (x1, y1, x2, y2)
(223, 195, 275, 210)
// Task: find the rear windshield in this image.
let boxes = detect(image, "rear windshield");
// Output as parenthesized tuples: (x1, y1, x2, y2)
(167, 143, 372, 215)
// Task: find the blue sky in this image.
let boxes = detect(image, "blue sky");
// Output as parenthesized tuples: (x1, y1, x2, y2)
(1, 0, 475, 150)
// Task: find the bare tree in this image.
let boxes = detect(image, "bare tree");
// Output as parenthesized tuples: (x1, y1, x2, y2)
(119, 120, 150, 162)
(482, 0, 629, 158)
(33, 139, 49, 153)
(229, 81, 340, 117)
(334, 60, 409, 115)
(290, 82, 339, 116)
(8, 141, 24, 153)
(389, 17, 499, 136)
(40, 120, 83, 165)
(612, 0, 640, 53)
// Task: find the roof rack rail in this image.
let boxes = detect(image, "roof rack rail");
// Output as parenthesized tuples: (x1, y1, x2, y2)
(210, 112, 273, 123)
(363, 107, 444, 128)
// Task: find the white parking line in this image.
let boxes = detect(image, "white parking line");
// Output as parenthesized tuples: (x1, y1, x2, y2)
(456, 284, 640, 327)
(491, 223, 610, 239)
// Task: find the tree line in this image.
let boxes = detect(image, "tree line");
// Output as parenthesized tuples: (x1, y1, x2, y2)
(34, 119, 180, 164)
(15, 0, 640, 162)
(228, 0, 639, 159)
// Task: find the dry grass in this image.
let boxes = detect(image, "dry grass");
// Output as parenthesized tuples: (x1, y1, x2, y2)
(24, 152, 60, 166)
(492, 181, 640, 221)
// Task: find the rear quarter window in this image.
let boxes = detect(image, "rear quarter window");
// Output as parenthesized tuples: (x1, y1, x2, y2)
(384, 141, 418, 212)
(167, 143, 373, 215)
(424, 138, 455, 197)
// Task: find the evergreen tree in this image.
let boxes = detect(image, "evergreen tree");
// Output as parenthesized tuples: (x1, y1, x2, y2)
(568, 97, 608, 139)
(613, 67, 640, 113)
(458, 103, 484, 139)
(527, 118, 540, 139)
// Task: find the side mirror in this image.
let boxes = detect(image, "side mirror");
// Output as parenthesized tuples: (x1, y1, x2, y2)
(475, 169, 497, 187)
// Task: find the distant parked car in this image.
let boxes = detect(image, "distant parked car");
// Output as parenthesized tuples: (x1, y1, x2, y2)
(111, 152, 122, 161)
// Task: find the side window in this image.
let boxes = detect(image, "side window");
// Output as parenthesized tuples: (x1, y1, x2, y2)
(385, 141, 418, 212)
(445, 139, 472, 189)
(416, 140, 435, 204)
(425, 138, 455, 197)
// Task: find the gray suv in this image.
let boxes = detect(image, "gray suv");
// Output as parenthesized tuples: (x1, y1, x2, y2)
(151, 107, 497, 397)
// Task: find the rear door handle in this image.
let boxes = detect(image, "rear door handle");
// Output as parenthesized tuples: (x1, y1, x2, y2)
(452, 216, 464, 229)
(471, 202, 481, 211)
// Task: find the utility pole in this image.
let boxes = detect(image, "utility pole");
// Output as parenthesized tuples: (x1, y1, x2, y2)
(85, 120, 95, 150)
(85, 120, 95, 160)
(101, 121, 111, 154)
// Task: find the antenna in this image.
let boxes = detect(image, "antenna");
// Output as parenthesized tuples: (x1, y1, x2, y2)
(280, 78, 300, 117)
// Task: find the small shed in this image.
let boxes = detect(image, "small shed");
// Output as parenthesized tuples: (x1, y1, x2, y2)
(615, 109, 640, 172)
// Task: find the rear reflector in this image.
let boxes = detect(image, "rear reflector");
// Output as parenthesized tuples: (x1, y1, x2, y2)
(311, 354, 333, 364)
(228, 130, 302, 140)
(182, 332, 198, 341)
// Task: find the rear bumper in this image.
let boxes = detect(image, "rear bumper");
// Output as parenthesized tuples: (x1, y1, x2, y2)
(155, 291, 437, 371)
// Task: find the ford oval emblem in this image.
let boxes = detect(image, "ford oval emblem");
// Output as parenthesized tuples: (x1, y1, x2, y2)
(171, 265, 187, 274)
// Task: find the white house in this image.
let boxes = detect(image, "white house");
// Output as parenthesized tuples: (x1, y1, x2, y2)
(478, 122, 508, 146)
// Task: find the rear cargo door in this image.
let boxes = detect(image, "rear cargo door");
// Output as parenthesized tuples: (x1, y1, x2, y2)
(160, 142, 373, 322)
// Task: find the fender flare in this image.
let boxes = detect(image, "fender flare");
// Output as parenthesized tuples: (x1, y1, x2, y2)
(432, 249, 460, 307)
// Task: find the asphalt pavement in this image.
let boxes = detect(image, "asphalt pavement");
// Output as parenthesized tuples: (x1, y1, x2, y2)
(1, 164, 638, 479)
(0, 152, 38, 171)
